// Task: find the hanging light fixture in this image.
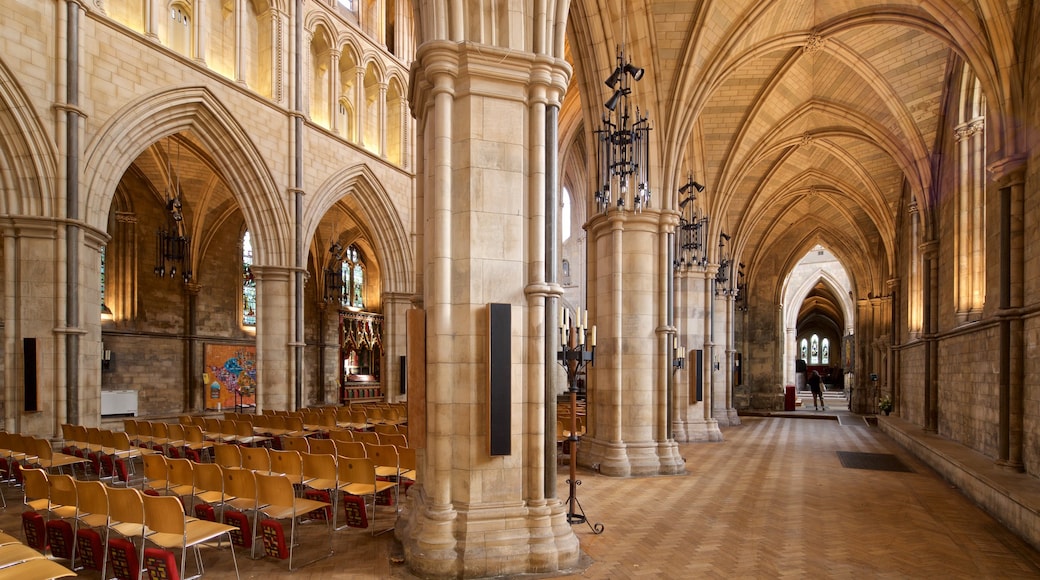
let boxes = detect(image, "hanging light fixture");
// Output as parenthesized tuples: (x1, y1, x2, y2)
(715, 232, 736, 295)
(674, 174, 709, 269)
(323, 242, 346, 305)
(594, 46, 652, 213)
(154, 136, 192, 283)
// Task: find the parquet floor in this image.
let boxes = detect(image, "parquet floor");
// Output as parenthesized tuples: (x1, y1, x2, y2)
(6, 412, 1040, 579)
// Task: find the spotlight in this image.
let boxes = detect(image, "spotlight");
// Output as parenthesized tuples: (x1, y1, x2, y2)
(604, 88, 628, 111)
(679, 179, 705, 194)
(624, 63, 644, 81)
(604, 67, 623, 89)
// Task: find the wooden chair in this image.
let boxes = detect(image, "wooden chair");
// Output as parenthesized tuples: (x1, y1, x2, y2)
(221, 467, 260, 525)
(240, 446, 270, 473)
(106, 484, 147, 579)
(352, 430, 379, 445)
(301, 452, 350, 531)
(254, 473, 331, 569)
(280, 436, 310, 454)
(364, 443, 402, 511)
(235, 419, 270, 447)
(214, 444, 242, 469)
(142, 453, 170, 495)
(142, 492, 241, 580)
(268, 449, 309, 486)
(334, 440, 366, 459)
(328, 429, 354, 443)
(0, 545, 75, 579)
(184, 425, 215, 460)
(21, 467, 50, 512)
(398, 446, 417, 482)
(192, 462, 229, 517)
(378, 433, 408, 448)
(339, 457, 396, 534)
(74, 480, 110, 576)
(166, 458, 198, 502)
(307, 438, 336, 456)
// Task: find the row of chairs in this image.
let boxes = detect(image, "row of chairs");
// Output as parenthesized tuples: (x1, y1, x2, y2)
(0, 530, 74, 579)
(205, 443, 407, 534)
(138, 455, 331, 571)
(22, 467, 240, 579)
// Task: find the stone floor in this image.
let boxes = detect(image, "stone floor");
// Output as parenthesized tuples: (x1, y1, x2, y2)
(7, 406, 1040, 579)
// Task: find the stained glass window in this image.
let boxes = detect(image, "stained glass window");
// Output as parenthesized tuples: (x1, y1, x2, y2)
(821, 338, 830, 364)
(243, 230, 256, 326)
(810, 334, 819, 364)
(338, 244, 365, 309)
(800, 339, 807, 362)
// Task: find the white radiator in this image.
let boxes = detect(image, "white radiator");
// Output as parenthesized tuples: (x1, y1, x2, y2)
(101, 389, 138, 417)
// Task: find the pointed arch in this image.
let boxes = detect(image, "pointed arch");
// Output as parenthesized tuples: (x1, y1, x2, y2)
(80, 86, 290, 265)
(305, 164, 413, 295)
(0, 58, 57, 217)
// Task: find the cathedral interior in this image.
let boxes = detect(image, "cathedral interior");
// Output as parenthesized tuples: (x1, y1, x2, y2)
(2, 0, 1040, 577)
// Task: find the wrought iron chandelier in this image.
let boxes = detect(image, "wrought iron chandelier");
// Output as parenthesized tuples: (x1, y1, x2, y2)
(715, 232, 735, 295)
(594, 47, 651, 213)
(674, 174, 709, 269)
(154, 136, 192, 283)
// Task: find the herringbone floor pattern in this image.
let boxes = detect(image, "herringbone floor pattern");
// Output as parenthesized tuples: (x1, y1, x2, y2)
(6, 416, 1040, 578)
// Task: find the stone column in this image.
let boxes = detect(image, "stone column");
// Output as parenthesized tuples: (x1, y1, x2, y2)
(921, 240, 938, 431)
(329, 49, 341, 134)
(251, 265, 293, 411)
(399, 41, 578, 578)
(583, 207, 685, 477)
(381, 291, 412, 403)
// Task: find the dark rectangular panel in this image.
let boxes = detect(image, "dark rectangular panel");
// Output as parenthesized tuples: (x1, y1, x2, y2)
(23, 338, 37, 412)
(694, 349, 704, 403)
(399, 355, 407, 395)
(488, 303, 511, 456)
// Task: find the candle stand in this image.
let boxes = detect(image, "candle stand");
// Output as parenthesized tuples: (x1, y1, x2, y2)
(556, 309, 604, 534)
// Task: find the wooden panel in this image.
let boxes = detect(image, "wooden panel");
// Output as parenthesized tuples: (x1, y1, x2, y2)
(693, 349, 703, 403)
(406, 309, 426, 449)
(487, 303, 511, 456)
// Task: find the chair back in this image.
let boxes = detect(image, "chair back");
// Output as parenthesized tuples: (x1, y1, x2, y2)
(281, 436, 309, 453)
(352, 430, 378, 445)
(143, 453, 169, 482)
(398, 447, 417, 479)
(22, 467, 49, 506)
(300, 452, 338, 485)
(167, 423, 185, 443)
(308, 438, 336, 456)
(167, 458, 195, 488)
(76, 479, 109, 521)
(33, 437, 54, 461)
(241, 446, 270, 472)
(214, 444, 242, 468)
(329, 430, 354, 443)
(222, 467, 258, 509)
(184, 424, 206, 445)
(378, 433, 408, 448)
(269, 449, 303, 479)
(107, 485, 145, 531)
(334, 440, 366, 459)
(123, 420, 139, 439)
(255, 472, 295, 510)
(284, 416, 304, 432)
(49, 473, 78, 507)
(339, 456, 376, 486)
(142, 493, 186, 536)
(235, 420, 255, 439)
(193, 462, 224, 496)
(365, 443, 400, 474)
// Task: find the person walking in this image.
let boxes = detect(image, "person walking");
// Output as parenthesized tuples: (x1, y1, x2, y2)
(808, 370, 825, 411)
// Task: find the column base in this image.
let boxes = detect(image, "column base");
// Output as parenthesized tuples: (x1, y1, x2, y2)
(712, 407, 742, 427)
(580, 437, 686, 476)
(397, 484, 581, 578)
(672, 418, 724, 443)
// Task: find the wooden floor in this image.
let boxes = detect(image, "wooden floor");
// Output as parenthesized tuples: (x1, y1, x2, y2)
(7, 412, 1040, 579)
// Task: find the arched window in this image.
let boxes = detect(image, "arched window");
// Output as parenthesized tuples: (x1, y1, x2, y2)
(821, 338, 830, 364)
(562, 187, 571, 241)
(810, 334, 819, 364)
(168, 2, 193, 58)
(954, 68, 986, 321)
(800, 339, 808, 362)
(339, 244, 365, 309)
(242, 230, 256, 326)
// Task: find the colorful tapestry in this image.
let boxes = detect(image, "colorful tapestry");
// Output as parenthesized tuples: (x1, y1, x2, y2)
(203, 344, 257, 410)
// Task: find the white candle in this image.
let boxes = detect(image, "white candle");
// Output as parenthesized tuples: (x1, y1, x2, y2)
(590, 325, 597, 347)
